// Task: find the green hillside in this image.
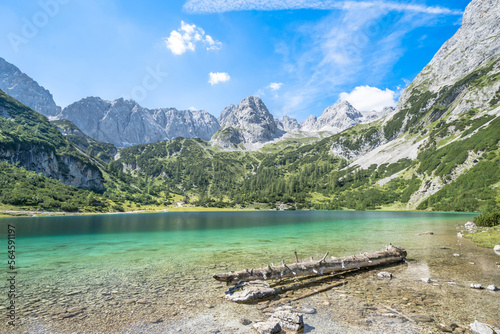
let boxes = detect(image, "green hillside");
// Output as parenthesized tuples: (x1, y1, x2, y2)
(0, 90, 169, 213)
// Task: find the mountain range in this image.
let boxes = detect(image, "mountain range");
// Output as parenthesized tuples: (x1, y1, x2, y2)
(0, 0, 498, 213)
(0, 56, 388, 148)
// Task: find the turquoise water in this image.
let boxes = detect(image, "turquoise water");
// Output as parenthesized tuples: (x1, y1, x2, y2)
(1, 211, 499, 333)
(2, 211, 479, 272)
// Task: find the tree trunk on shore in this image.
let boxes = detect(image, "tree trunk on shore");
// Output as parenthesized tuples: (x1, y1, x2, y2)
(213, 245, 407, 285)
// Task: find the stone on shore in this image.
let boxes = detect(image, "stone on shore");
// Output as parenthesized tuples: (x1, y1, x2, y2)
(296, 307, 316, 314)
(465, 222, 476, 231)
(494, 245, 500, 252)
(225, 281, 276, 302)
(270, 309, 304, 332)
(252, 320, 281, 334)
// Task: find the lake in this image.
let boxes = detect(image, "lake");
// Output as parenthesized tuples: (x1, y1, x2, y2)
(1, 211, 499, 333)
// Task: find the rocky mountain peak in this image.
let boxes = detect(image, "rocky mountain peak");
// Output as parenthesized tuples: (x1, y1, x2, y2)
(211, 96, 284, 148)
(322, 100, 362, 118)
(276, 115, 301, 132)
(0, 57, 61, 116)
(219, 96, 276, 128)
(301, 100, 363, 133)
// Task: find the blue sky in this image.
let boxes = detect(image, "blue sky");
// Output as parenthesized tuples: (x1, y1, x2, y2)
(0, 0, 469, 120)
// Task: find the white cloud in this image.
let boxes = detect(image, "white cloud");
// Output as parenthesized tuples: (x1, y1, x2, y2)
(209, 72, 230, 85)
(183, 0, 462, 15)
(165, 21, 222, 55)
(339, 86, 396, 112)
(205, 35, 222, 51)
(268, 82, 283, 91)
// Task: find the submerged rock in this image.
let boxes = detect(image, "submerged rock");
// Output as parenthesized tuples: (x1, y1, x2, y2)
(436, 323, 458, 332)
(411, 315, 433, 323)
(470, 320, 500, 334)
(377, 272, 393, 279)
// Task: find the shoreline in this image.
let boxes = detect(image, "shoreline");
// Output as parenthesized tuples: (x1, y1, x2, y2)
(0, 206, 481, 219)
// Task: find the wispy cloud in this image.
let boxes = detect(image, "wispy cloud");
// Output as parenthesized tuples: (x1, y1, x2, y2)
(184, 0, 462, 15)
(165, 21, 222, 55)
(209, 72, 230, 85)
(268, 82, 283, 91)
(275, 2, 453, 117)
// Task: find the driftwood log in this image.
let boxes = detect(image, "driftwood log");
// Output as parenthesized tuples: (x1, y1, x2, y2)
(214, 245, 407, 285)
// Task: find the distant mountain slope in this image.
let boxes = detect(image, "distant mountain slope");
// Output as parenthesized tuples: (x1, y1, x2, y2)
(301, 101, 363, 133)
(59, 97, 220, 147)
(0, 57, 61, 116)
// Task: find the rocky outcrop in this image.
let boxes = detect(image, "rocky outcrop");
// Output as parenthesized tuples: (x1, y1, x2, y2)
(276, 115, 301, 132)
(218, 104, 235, 124)
(399, 0, 500, 106)
(0, 143, 104, 190)
(0, 90, 104, 190)
(0, 57, 61, 116)
(59, 97, 220, 147)
(211, 96, 284, 148)
(362, 107, 394, 122)
(151, 107, 220, 142)
(59, 97, 165, 147)
(390, 0, 500, 132)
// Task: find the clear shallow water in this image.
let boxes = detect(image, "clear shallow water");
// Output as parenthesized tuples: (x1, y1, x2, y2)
(5, 211, 479, 265)
(1, 211, 499, 333)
